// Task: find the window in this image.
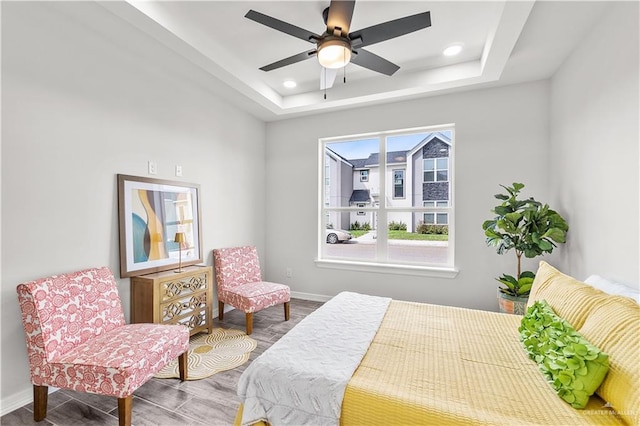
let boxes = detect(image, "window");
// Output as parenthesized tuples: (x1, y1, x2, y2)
(423, 201, 449, 225)
(393, 170, 404, 198)
(319, 126, 455, 274)
(423, 157, 449, 182)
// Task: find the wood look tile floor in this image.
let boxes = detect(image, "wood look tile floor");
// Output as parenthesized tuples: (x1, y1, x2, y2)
(2, 298, 324, 426)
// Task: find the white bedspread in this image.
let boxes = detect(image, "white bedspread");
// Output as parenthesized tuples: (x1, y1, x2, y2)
(237, 291, 391, 426)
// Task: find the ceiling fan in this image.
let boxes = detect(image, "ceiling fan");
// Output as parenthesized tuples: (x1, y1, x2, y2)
(245, 1, 431, 90)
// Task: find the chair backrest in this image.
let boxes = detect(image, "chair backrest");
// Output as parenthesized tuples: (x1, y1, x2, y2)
(212, 246, 262, 292)
(16, 267, 125, 364)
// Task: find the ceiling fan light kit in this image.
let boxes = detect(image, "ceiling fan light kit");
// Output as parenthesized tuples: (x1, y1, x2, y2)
(317, 37, 352, 69)
(245, 0, 431, 91)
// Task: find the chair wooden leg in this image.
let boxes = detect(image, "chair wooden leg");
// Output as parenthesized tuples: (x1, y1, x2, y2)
(33, 385, 48, 422)
(218, 301, 224, 320)
(246, 312, 253, 335)
(178, 351, 188, 381)
(284, 302, 290, 321)
(118, 396, 133, 426)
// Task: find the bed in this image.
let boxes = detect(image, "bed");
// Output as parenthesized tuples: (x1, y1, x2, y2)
(235, 262, 639, 426)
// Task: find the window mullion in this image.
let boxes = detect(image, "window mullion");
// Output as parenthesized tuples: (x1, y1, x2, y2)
(377, 136, 387, 261)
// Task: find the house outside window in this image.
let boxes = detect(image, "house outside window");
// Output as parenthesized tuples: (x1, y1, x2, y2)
(393, 170, 404, 198)
(319, 126, 455, 275)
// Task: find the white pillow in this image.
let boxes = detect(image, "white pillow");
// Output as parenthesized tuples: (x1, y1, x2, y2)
(583, 275, 640, 304)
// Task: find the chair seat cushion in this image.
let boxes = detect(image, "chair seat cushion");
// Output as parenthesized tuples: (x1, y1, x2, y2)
(220, 281, 290, 313)
(41, 323, 189, 398)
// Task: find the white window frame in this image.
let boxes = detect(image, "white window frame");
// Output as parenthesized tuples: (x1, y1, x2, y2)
(360, 170, 369, 182)
(317, 125, 457, 278)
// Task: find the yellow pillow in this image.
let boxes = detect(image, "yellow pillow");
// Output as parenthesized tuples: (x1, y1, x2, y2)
(528, 261, 608, 330)
(578, 296, 640, 426)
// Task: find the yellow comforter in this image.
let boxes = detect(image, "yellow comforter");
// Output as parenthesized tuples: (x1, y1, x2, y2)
(238, 300, 624, 425)
(341, 300, 622, 425)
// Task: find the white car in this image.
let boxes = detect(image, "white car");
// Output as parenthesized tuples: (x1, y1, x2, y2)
(325, 228, 352, 244)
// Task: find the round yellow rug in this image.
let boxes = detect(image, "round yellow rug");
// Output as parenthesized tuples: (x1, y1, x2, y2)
(155, 328, 257, 380)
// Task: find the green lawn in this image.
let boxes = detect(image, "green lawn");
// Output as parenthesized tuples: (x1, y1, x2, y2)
(348, 230, 448, 241)
(389, 230, 448, 241)
(349, 230, 369, 238)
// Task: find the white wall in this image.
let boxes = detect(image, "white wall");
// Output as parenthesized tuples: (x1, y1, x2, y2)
(549, 2, 639, 287)
(265, 80, 552, 309)
(1, 2, 266, 412)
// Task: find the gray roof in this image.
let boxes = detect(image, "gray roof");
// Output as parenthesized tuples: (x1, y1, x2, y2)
(349, 158, 368, 168)
(349, 151, 408, 168)
(349, 189, 371, 204)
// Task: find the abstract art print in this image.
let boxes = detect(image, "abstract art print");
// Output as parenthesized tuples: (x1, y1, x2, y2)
(117, 174, 202, 277)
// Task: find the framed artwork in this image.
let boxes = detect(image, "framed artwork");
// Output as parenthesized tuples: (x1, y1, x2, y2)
(117, 174, 203, 277)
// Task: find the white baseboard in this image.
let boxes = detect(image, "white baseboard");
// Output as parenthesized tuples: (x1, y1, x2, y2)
(290, 291, 332, 302)
(0, 386, 59, 417)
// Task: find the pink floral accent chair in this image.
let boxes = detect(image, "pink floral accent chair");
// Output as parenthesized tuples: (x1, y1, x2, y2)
(213, 246, 290, 335)
(16, 267, 190, 426)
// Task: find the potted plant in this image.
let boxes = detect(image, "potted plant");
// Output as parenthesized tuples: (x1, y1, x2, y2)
(482, 183, 569, 314)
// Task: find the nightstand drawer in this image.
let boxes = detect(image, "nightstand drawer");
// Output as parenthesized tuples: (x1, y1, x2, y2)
(131, 266, 213, 336)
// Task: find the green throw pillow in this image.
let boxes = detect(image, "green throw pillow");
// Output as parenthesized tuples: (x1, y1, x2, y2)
(519, 300, 609, 409)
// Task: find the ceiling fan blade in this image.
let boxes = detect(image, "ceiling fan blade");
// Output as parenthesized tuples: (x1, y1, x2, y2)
(245, 10, 320, 43)
(320, 67, 338, 90)
(326, 0, 356, 36)
(259, 49, 317, 72)
(349, 11, 431, 49)
(350, 48, 399, 76)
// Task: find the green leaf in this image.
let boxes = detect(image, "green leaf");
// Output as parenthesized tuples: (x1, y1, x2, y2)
(517, 283, 533, 295)
(512, 182, 525, 192)
(494, 205, 514, 216)
(505, 212, 522, 224)
(531, 232, 541, 244)
(538, 239, 553, 251)
(482, 219, 496, 230)
(544, 227, 567, 243)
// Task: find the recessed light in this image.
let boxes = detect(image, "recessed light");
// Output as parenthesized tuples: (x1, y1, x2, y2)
(443, 44, 463, 56)
(283, 80, 297, 89)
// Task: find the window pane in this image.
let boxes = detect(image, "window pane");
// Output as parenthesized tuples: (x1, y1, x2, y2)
(423, 158, 434, 170)
(424, 213, 435, 224)
(436, 158, 448, 170)
(324, 140, 378, 212)
(424, 171, 434, 182)
(387, 212, 450, 265)
(324, 214, 377, 261)
(437, 170, 448, 181)
(436, 201, 449, 207)
(437, 213, 448, 224)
